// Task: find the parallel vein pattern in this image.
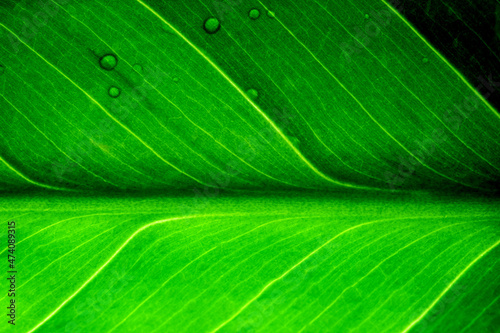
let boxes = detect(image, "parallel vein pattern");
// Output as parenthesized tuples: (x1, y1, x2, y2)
(0, 0, 498, 191)
(0, 195, 498, 333)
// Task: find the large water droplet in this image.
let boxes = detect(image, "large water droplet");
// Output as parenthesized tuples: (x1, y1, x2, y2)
(203, 17, 221, 34)
(246, 88, 258, 99)
(422, 57, 429, 63)
(161, 24, 176, 35)
(133, 63, 143, 73)
(108, 86, 121, 98)
(99, 54, 118, 71)
(0, 65, 5, 75)
(267, 10, 275, 18)
(249, 9, 260, 20)
(173, 77, 180, 83)
(364, 14, 370, 19)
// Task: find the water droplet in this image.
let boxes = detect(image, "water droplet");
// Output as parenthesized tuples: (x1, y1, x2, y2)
(0, 65, 5, 75)
(108, 86, 121, 98)
(364, 14, 370, 19)
(422, 57, 429, 63)
(246, 88, 258, 99)
(267, 10, 275, 18)
(133, 64, 143, 73)
(161, 24, 176, 35)
(173, 77, 179, 83)
(288, 136, 300, 146)
(249, 9, 260, 20)
(99, 54, 118, 71)
(203, 17, 221, 34)
(67, 5, 77, 15)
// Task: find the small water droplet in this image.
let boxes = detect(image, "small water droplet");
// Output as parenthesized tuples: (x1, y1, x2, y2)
(246, 88, 258, 99)
(99, 54, 118, 71)
(133, 64, 143, 73)
(173, 77, 179, 83)
(203, 17, 221, 34)
(249, 9, 260, 20)
(267, 10, 275, 18)
(161, 24, 176, 35)
(288, 136, 300, 146)
(0, 65, 5, 75)
(108, 86, 121, 98)
(422, 57, 429, 63)
(364, 14, 370, 19)
(67, 5, 77, 15)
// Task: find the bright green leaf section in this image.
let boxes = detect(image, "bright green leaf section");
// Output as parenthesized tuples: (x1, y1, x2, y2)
(0, 0, 498, 192)
(0, 0, 499, 332)
(0, 193, 499, 332)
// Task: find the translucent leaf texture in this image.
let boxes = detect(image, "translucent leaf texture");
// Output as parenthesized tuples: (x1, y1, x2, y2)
(0, 0, 499, 192)
(0, 0, 499, 332)
(1, 194, 499, 333)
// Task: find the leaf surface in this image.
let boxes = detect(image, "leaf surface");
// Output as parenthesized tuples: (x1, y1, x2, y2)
(0, 0, 499, 332)
(1, 194, 499, 333)
(0, 0, 498, 191)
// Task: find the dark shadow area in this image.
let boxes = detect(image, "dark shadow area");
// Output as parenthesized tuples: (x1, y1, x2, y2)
(400, 0, 500, 112)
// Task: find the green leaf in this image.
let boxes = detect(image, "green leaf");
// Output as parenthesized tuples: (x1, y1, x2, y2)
(0, 0, 499, 332)
(0, 0, 498, 192)
(1, 193, 499, 332)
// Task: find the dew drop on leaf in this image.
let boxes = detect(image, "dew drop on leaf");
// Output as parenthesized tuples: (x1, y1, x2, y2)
(246, 88, 259, 99)
(289, 137, 300, 146)
(0, 65, 5, 75)
(99, 54, 118, 71)
(161, 24, 176, 35)
(422, 57, 429, 63)
(203, 17, 221, 34)
(364, 14, 370, 19)
(267, 10, 275, 18)
(67, 5, 77, 15)
(173, 77, 179, 83)
(108, 86, 121, 98)
(249, 9, 260, 20)
(133, 64, 143, 73)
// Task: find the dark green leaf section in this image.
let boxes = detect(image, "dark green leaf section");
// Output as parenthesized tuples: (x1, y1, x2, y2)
(402, 0, 500, 112)
(0, 193, 498, 333)
(0, 0, 499, 192)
